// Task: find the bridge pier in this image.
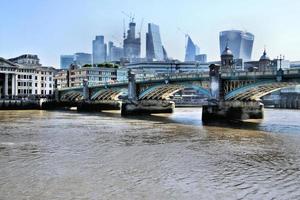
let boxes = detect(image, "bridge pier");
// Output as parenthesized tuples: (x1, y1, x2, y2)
(202, 101, 264, 122)
(121, 100, 175, 115)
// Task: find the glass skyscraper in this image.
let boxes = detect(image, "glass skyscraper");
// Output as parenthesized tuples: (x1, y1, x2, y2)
(74, 53, 92, 66)
(60, 55, 74, 69)
(146, 23, 164, 61)
(93, 35, 107, 65)
(184, 36, 200, 62)
(219, 30, 254, 61)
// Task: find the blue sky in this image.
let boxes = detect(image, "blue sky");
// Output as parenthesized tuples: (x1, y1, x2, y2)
(1, 0, 300, 67)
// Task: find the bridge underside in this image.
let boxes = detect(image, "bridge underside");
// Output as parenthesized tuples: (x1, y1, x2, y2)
(91, 89, 124, 101)
(225, 82, 299, 101)
(139, 84, 211, 100)
(60, 91, 84, 102)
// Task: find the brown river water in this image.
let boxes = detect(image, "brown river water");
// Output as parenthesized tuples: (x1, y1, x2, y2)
(0, 108, 300, 200)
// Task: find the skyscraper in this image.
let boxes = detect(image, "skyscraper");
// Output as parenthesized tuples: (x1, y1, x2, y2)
(74, 53, 92, 66)
(60, 55, 74, 69)
(107, 41, 124, 62)
(219, 30, 254, 61)
(93, 35, 107, 65)
(111, 46, 124, 61)
(184, 36, 200, 62)
(195, 54, 207, 63)
(123, 21, 141, 62)
(107, 41, 114, 61)
(146, 23, 164, 61)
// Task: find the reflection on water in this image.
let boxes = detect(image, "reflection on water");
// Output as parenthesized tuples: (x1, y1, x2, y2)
(0, 108, 300, 199)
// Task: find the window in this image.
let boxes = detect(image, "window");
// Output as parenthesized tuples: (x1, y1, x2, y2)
(35, 76, 37, 80)
(41, 83, 44, 87)
(35, 83, 37, 87)
(35, 90, 37, 94)
(41, 77, 44, 81)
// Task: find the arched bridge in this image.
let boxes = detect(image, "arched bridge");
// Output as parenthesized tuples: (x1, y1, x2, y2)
(53, 66, 300, 120)
(57, 73, 211, 102)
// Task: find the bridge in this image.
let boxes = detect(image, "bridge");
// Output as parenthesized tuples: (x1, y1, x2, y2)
(48, 65, 300, 121)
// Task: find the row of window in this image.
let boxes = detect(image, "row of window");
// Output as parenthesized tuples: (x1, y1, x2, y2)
(0, 67, 16, 72)
(17, 89, 52, 95)
(18, 82, 52, 88)
(87, 71, 117, 75)
(18, 82, 32, 87)
(39, 71, 53, 75)
(17, 75, 52, 81)
(18, 75, 32, 79)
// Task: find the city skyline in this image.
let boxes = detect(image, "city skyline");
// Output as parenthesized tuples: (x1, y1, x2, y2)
(1, 0, 300, 67)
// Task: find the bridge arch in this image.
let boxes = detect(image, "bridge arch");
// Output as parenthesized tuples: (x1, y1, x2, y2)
(60, 91, 84, 102)
(91, 88, 126, 101)
(225, 81, 300, 101)
(138, 83, 211, 100)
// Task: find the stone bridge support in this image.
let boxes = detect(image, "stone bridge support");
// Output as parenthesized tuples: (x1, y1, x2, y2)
(202, 101, 264, 122)
(121, 70, 175, 115)
(202, 64, 264, 122)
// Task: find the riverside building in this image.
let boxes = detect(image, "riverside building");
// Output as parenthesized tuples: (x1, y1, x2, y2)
(0, 54, 56, 98)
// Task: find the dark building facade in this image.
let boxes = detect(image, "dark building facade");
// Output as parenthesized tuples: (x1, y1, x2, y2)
(123, 22, 141, 62)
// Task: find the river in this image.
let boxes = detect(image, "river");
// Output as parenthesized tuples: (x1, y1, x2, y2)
(0, 108, 300, 199)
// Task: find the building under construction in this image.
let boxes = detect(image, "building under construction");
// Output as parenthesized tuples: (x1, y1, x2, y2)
(123, 21, 141, 62)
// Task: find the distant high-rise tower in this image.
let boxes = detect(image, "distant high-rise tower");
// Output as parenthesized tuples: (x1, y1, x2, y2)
(107, 41, 114, 61)
(219, 30, 254, 61)
(123, 22, 141, 62)
(162, 46, 169, 61)
(93, 35, 107, 64)
(60, 55, 74, 69)
(74, 53, 92, 66)
(184, 36, 200, 62)
(146, 23, 164, 61)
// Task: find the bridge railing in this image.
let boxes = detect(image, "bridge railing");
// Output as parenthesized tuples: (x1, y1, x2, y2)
(58, 69, 300, 91)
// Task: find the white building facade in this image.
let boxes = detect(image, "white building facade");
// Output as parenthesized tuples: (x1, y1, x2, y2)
(0, 54, 56, 98)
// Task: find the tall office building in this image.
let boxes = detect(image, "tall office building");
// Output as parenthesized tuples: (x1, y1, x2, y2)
(60, 55, 74, 69)
(146, 23, 164, 61)
(123, 21, 141, 61)
(219, 30, 254, 61)
(107, 41, 124, 62)
(74, 53, 92, 66)
(195, 54, 207, 63)
(162, 46, 168, 61)
(93, 35, 107, 64)
(107, 41, 114, 61)
(184, 36, 200, 62)
(111, 46, 124, 61)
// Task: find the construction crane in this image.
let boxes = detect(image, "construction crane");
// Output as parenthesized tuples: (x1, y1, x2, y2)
(122, 11, 134, 23)
(177, 27, 190, 53)
(111, 35, 122, 47)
